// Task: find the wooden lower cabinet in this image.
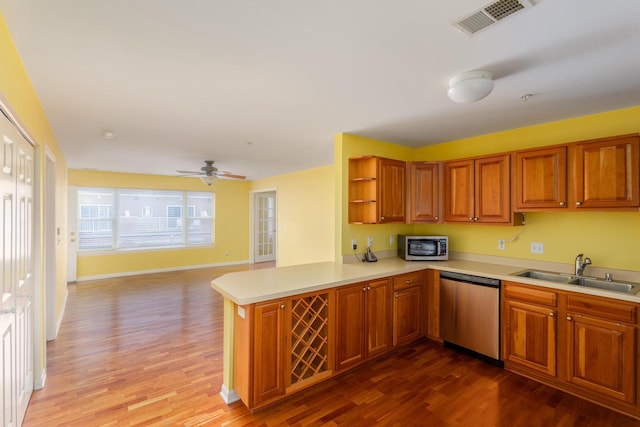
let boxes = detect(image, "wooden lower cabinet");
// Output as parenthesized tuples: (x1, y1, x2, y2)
(234, 289, 334, 409)
(503, 299, 557, 376)
(566, 296, 636, 404)
(253, 300, 286, 405)
(502, 282, 558, 377)
(503, 281, 639, 417)
(335, 279, 392, 370)
(392, 271, 424, 347)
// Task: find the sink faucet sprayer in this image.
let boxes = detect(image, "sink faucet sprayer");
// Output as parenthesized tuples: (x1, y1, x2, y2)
(575, 253, 592, 277)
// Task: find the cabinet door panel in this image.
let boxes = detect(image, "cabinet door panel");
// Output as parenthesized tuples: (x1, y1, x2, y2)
(503, 300, 556, 376)
(475, 154, 511, 223)
(516, 146, 567, 209)
(335, 285, 365, 370)
(366, 280, 391, 356)
(566, 314, 635, 404)
(379, 158, 406, 223)
(393, 285, 421, 346)
(444, 159, 474, 222)
(574, 136, 640, 208)
(253, 301, 285, 405)
(408, 162, 440, 223)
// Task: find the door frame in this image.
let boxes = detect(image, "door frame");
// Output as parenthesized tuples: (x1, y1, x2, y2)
(44, 147, 57, 341)
(250, 189, 277, 264)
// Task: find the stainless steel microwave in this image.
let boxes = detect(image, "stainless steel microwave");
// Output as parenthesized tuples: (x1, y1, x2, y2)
(398, 235, 448, 261)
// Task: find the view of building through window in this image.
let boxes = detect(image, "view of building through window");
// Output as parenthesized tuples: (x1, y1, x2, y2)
(77, 188, 214, 251)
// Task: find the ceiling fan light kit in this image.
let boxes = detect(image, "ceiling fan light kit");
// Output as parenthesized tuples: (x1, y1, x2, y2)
(200, 175, 216, 186)
(447, 70, 494, 103)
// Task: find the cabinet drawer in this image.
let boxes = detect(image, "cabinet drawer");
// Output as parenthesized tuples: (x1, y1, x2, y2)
(567, 295, 636, 324)
(393, 272, 423, 290)
(503, 281, 557, 307)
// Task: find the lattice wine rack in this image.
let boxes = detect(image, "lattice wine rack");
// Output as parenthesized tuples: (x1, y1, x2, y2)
(290, 293, 330, 385)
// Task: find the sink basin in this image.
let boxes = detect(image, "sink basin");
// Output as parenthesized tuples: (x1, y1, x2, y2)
(569, 277, 640, 294)
(513, 270, 574, 284)
(512, 270, 640, 295)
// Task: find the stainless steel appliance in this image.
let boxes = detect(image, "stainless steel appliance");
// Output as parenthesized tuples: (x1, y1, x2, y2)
(397, 235, 448, 261)
(439, 271, 501, 363)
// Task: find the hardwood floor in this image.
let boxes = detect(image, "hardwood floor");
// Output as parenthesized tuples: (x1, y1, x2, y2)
(24, 265, 640, 426)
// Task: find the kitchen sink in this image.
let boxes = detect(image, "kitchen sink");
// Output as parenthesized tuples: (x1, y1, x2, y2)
(513, 270, 574, 284)
(512, 270, 640, 295)
(569, 277, 640, 294)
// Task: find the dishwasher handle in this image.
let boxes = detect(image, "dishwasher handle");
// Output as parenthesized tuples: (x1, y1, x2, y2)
(440, 271, 500, 288)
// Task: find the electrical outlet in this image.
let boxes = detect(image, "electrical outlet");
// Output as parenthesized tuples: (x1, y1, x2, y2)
(367, 236, 374, 247)
(498, 240, 505, 250)
(530, 242, 544, 254)
(351, 239, 357, 250)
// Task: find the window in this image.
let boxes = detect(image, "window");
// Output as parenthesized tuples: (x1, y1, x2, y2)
(77, 187, 214, 251)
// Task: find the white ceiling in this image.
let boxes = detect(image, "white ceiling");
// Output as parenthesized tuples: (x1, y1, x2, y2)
(1, 0, 640, 180)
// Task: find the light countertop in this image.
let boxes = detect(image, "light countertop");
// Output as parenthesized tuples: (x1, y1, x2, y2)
(211, 257, 640, 306)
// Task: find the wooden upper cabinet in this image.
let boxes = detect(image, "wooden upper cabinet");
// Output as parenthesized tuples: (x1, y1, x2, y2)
(407, 162, 441, 223)
(378, 158, 406, 223)
(444, 159, 475, 222)
(515, 146, 568, 210)
(571, 134, 640, 208)
(348, 156, 405, 224)
(444, 154, 513, 224)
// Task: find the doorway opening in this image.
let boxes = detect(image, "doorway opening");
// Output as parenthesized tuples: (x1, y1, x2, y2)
(252, 190, 277, 264)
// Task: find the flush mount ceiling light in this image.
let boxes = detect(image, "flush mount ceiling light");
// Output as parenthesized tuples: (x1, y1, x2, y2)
(447, 70, 494, 103)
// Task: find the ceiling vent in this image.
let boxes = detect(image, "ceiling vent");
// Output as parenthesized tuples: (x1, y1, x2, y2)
(454, 0, 535, 35)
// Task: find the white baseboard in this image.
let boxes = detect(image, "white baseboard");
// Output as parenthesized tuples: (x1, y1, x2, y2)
(34, 368, 46, 390)
(219, 384, 240, 404)
(76, 260, 251, 282)
(49, 287, 68, 340)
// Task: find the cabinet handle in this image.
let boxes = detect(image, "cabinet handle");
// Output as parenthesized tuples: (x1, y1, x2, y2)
(280, 304, 285, 309)
(395, 293, 399, 298)
(566, 316, 573, 321)
(381, 216, 385, 220)
(367, 286, 371, 291)
(405, 280, 412, 284)
(549, 312, 555, 317)
(559, 201, 565, 207)
(469, 217, 474, 222)
(434, 216, 439, 221)
(363, 287, 367, 291)
(575, 201, 582, 206)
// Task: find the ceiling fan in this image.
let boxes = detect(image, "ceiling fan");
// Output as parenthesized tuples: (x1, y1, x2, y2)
(177, 160, 246, 185)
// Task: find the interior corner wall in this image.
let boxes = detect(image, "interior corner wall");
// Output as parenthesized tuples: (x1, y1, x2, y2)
(251, 164, 335, 267)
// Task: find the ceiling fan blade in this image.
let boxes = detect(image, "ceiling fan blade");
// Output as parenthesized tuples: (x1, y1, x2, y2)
(218, 172, 246, 180)
(176, 169, 203, 175)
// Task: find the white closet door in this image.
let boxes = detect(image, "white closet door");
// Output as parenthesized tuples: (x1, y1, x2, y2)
(15, 138, 33, 427)
(0, 113, 34, 427)
(1, 120, 17, 427)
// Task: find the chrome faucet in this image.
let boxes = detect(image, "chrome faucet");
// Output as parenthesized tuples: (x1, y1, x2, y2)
(575, 253, 592, 277)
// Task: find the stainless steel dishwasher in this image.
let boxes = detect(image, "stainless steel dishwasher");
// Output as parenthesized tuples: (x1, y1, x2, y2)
(439, 271, 501, 363)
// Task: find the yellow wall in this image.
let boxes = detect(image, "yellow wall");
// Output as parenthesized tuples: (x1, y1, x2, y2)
(251, 165, 335, 267)
(1, 11, 69, 381)
(339, 105, 640, 271)
(69, 170, 250, 278)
